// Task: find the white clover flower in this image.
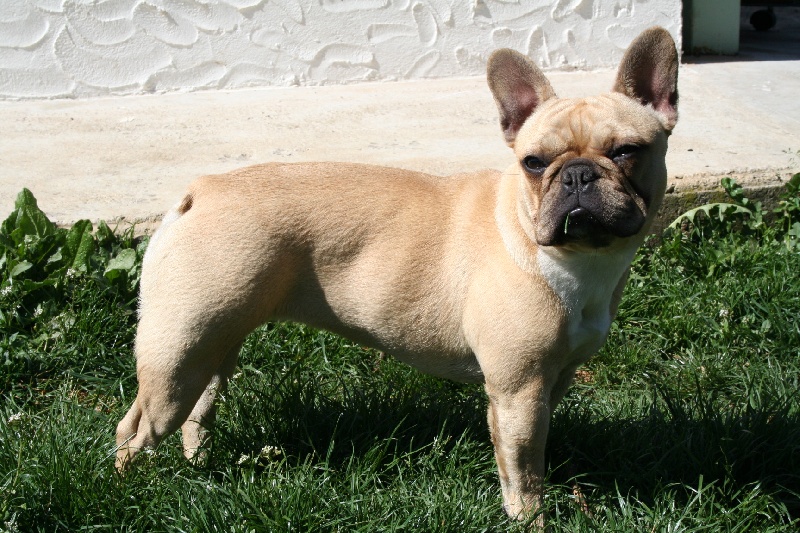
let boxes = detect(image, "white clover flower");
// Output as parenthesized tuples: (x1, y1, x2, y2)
(7, 412, 23, 424)
(258, 445, 282, 461)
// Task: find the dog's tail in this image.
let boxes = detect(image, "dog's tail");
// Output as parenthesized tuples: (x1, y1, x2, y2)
(176, 193, 193, 216)
(143, 192, 193, 267)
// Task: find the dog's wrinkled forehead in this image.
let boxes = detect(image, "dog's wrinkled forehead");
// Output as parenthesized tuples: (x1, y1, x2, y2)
(514, 93, 664, 159)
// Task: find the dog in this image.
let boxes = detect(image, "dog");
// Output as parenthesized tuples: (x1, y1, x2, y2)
(116, 27, 678, 520)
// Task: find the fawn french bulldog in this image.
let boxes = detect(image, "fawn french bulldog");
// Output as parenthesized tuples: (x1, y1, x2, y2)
(116, 27, 678, 520)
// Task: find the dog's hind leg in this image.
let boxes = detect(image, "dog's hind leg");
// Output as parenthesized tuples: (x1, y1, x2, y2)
(115, 309, 251, 470)
(115, 352, 212, 469)
(115, 398, 144, 470)
(181, 343, 242, 462)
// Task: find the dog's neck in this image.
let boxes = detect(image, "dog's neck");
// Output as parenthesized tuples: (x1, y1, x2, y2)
(537, 244, 636, 356)
(536, 245, 636, 312)
(494, 168, 540, 275)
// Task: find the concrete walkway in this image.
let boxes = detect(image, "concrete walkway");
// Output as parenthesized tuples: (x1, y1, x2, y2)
(1, 44, 798, 229)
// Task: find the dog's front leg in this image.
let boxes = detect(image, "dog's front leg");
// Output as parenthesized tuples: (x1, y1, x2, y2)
(486, 382, 551, 522)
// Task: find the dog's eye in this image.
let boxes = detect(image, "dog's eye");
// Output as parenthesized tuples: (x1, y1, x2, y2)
(610, 144, 640, 161)
(522, 156, 547, 173)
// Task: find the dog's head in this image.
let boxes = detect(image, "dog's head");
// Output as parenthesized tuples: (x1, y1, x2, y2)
(488, 27, 678, 249)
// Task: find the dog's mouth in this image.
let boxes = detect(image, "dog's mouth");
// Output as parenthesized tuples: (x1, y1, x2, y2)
(562, 206, 610, 243)
(545, 205, 615, 248)
(540, 199, 644, 248)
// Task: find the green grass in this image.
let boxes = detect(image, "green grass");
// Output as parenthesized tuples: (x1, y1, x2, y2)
(1, 180, 799, 531)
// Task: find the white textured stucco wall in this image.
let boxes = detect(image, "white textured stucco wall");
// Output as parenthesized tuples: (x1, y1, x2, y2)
(0, 0, 681, 99)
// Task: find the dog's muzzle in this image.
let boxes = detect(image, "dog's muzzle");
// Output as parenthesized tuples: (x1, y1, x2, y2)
(536, 158, 645, 248)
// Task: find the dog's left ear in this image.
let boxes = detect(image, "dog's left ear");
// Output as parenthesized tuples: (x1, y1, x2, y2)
(487, 49, 556, 146)
(613, 27, 679, 132)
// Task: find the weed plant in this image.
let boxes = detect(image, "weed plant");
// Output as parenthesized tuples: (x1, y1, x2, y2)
(1, 177, 798, 531)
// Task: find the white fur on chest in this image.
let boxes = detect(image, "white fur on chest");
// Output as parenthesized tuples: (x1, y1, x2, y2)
(537, 247, 635, 359)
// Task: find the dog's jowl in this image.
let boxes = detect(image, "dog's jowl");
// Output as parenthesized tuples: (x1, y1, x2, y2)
(116, 27, 678, 521)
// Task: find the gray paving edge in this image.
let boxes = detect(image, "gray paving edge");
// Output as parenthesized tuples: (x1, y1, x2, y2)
(655, 168, 795, 235)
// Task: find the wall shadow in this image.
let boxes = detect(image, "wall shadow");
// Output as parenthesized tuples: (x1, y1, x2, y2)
(684, 6, 800, 63)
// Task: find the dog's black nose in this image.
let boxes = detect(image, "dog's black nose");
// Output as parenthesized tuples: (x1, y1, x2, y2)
(561, 159, 598, 194)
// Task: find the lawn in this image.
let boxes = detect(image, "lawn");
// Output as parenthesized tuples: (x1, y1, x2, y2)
(1, 178, 799, 531)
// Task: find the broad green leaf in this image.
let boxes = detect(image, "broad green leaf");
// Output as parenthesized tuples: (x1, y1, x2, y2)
(46, 250, 63, 265)
(13, 188, 39, 210)
(20, 277, 56, 292)
(8, 189, 57, 242)
(96, 220, 116, 248)
(786, 172, 800, 194)
(668, 203, 752, 230)
(63, 220, 95, 272)
(0, 229, 14, 250)
(10, 261, 32, 278)
(16, 232, 64, 271)
(105, 248, 137, 274)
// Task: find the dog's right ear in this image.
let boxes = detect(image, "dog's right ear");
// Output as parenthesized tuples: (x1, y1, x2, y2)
(487, 49, 556, 146)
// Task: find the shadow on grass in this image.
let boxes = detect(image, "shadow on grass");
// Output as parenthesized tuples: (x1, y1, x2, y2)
(204, 354, 800, 519)
(548, 386, 800, 516)
(209, 359, 490, 468)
